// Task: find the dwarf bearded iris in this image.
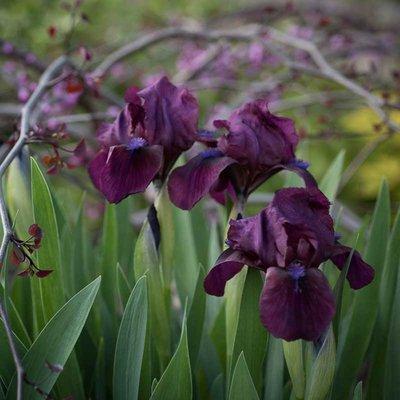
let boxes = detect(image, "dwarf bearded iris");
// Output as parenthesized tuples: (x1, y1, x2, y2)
(168, 99, 315, 210)
(88, 76, 199, 203)
(204, 187, 374, 341)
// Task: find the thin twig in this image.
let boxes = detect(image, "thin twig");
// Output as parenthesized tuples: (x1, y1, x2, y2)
(173, 43, 223, 83)
(266, 27, 400, 133)
(45, 111, 113, 125)
(0, 55, 68, 400)
(339, 134, 389, 191)
(93, 25, 399, 133)
(92, 25, 261, 78)
(0, 300, 24, 400)
(0, 103, 22, 117)
(269, 90, 355, 112)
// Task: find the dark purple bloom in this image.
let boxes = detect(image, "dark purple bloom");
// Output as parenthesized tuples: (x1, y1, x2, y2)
(204, 187, 374, 341)
(88, 76, 199, 203)
(168, 99, 315, 210)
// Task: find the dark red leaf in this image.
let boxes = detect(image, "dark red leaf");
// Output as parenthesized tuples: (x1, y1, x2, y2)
(10, 246, 25, 266)
(35, 269, 53, 278)
(18, 268, 32, 277)
(47, 26, 57, 38)
(28, 223, 42, 239)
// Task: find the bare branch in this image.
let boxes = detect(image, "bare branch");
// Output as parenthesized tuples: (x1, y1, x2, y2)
(0, 103, 22, 117)
(173, 43, 223, 84)
(266, 27, 400, 133)
(92, 25, 398, 134)
(0, 300, 24, 400)
(269, 90, 355, 112)
(339, 134, 389, 191)
(45, 111, 113, 125)
(92, 25, 261, 79)
(0, 55, 69, 400)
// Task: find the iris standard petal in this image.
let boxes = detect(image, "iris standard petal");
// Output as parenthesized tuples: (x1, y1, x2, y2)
(330, 244, 375, 289)
(88, 144, 163, 203)
(259, 266, 335, 341)
(203, 248, 251, 296)
(168, 150, 236, 210)
(217, 100, 299, 169)
(138, 76, 199, 151)
(228, 207, 287, 268)
(96, 106, 134, 147)
(283, 162, 318, 189)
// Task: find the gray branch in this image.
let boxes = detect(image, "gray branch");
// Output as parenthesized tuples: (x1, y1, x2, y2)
(0, 55, 68, 400)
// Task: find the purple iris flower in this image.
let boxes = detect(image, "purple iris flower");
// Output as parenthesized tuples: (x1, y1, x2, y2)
(168, 99, 315, 210)
(88, 76, 199, 203)
(204, 187, 374, 342)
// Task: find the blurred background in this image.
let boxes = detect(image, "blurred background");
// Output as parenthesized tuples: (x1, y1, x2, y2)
(1, 0, 399, 219)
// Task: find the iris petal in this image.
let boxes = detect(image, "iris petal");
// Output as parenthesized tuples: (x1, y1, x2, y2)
(204, 248, 253, 296)
(228, 208, 287, 268)
(138, 76, 199, 152)
(88, 144, 163, 203)
(96, 106, 134, 147)
(168, 151, 236, 210)
(259, 267, 335, 341)
(330, 244, 375, 289)
(217, 100, 299, 169)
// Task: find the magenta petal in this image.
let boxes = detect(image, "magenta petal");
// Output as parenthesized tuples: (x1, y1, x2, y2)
(259, 267, 335, 341)
(204, 249, 250, 296)
(330, 244, 375, 289)
(88, 144, 163, 203)
(168, 151, 236, 210)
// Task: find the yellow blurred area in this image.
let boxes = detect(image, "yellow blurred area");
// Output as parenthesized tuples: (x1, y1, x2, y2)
(340, 107, 400, 135)
(358, 156, 400, 198)
(341, 107, 400, 200)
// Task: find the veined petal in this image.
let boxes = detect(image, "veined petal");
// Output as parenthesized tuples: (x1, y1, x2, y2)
(96, 106, 133, 147)
(283, 162, 318, 189)
(217, 100, 299, 169)
(168, 150, 236, 210)
(88, 144, 163, 203)
(138, 76, 199, 151)
(259, 267, 335, 341)
(203, 248, 251, 296)
(330, 244, 375, 289)
(228, 207, 287, 268)
(209, 180, 237, 206)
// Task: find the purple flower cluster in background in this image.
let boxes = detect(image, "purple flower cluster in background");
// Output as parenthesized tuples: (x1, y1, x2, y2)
(86, 74, 374, 342)
(2, 61, 82, 120)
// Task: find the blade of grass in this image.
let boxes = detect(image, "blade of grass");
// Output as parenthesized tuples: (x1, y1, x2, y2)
(332, 180, 390, 399)
(6, 277, 100, 399)
(150, 304, 192, 400)
(113, 276, 148, 400)
(229, 352, 259, 400)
